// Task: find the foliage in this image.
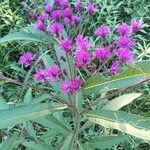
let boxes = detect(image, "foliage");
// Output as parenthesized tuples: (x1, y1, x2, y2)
(0, 0, 150, 150)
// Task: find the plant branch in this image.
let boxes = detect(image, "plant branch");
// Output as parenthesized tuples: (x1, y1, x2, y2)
(0, 75, 71, 107)
(80, 77, 150, 115)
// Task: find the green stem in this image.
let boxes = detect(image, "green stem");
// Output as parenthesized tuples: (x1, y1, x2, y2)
(65, 52, 73, 79)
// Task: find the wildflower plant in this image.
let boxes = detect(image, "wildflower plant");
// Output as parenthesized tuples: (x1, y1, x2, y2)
(0, 0, 150, 149)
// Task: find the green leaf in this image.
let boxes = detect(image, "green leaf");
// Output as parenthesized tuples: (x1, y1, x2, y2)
(0, 29, 58, 45)
(29, 94, 50, 105)
(23, 142, 52, 150)
(24, 88, 32, 104)
(83, 135, 126, 149)
(83, 61, 150, 94)
(41, 53, 55, 69)
(24, 121, 37, 139)
(84, 109, 150, 140)
(54, 45, 67, 71)
(102, 93, 141, 111)
(45, 0, 54, 6)
(60, 133, 74, 150)
(0, 96, 9, 110)
(34, 115, 70, 135)
(76, 91, 83, 112)
(0, 132, 19, 150)
(0, 103, 67, 129)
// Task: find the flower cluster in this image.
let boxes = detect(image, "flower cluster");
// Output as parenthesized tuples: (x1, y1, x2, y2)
(34, 65, 62, 83)
(18, 1, 143, 96)
(61, 79, 82, 95)
(35, 1, 98, 36)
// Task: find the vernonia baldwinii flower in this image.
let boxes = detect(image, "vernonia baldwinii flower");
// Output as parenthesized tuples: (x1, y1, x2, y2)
(19, 52, 36, 67)
(60, 38, 72, 53)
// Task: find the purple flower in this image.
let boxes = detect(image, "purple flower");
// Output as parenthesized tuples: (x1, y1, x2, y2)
(117, 37, 135, 48)
(87, 4, 97, 15)
(64, 17, 73, 26)
(64, 16, 80, 27)
(72, 15, 80, 25)
(75, 50, 91, 69)
(61, 81, 70, 95)
(95, 48, 111, 62)
(54, 0, 61, 6)
(75, 2, 83, 11)
(117, 23, 131, 37)
(75, 35, 91, 51)
(70, 79, 82, 93)
(60, 0, 69, 9)
(94, 26, 111, 38)
(36, 22, 46, 31)
(47, 65, 61, 83)
(38, 15, 47, 23)
(45, 5, 52, 14)
(63, 8, 73, 19)
(109, 61, 120, 75)
(34, 69, 48, 83)
(49, 22, 64, 36)
(117, 48, 134, 63)
(60, 38, 72, 53)
(19, 52, 36, 67)
(131, 20, 143, 33)
(51, 10, 62, 21)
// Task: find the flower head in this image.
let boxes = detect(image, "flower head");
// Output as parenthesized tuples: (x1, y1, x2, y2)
(61, 81, 70, 95)
(117, 23, 131, 37)
(75, 2, 83, 11)
(60, 38, 72, 53)
(38, 15, 47, 23)
(51, 10, 62, 21)
(94, 26, 111, 38)
(109, 61, 121, 75)
(76, 35, 91, 51)
(117, 48, 134, 63)
(45, 5, 52, 14)
(54, 0, 61, 6)
(70, 79, 82, 93)
(95, 48, 111, 62)
(72, 15, 80, 25)
(60, 0, 69, 9)
(64, 17, 73, 26)
(36, 22, 46, 31)
(49, 22, 64, 36)
(87, 4, 97, 15)
(34, 69, 48, 83)
(131, 20, 143, 33)
(117, 37, 135, 48)
(75, 50, 91, 69)
(63, 8, 73, 19)
(47, 65, 61, 83)
(19, 52, 36, 67)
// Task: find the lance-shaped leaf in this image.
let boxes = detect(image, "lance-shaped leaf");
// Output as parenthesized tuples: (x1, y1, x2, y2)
(34, 115, 70, 135)
(0, 96, 9, 110)
(0, 103, 67, 129)
(102, 93, 141, 111)
(0, 29, 58, 45)
(60, 133, 74, 150)
(82, 135, 127, 149)
(23, 142, 52, 150)
(0, 133, 19, 150)
(83, 61, 150, 94)
(84, 109, 150, 140)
